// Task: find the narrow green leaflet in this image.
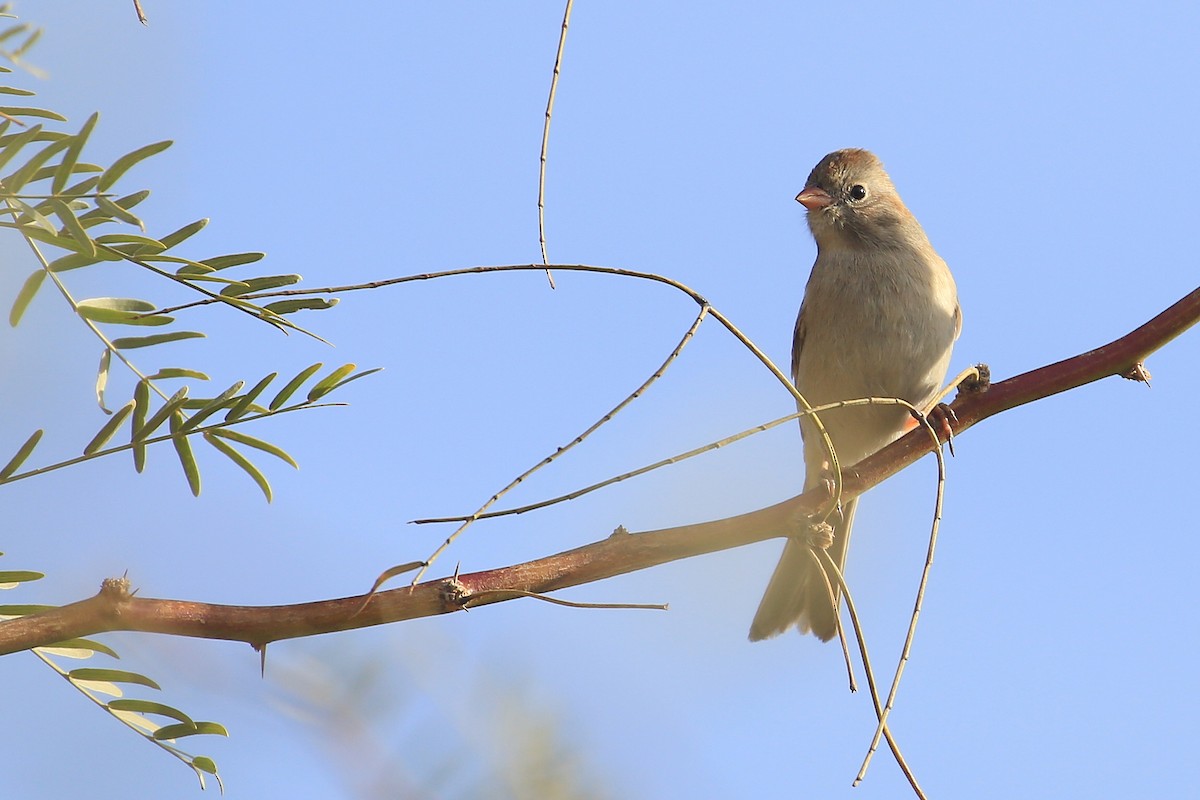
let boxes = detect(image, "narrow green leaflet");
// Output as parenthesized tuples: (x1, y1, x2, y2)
(192, 756, 219, 775)
(132, 379, 150, 472)
(8, 268, 44, 326)
(4, 135, 71, 191)
(0, 604, 55, 617)
(83, 400, 134, 455)
(47, 251, 113, 272)
(12, 25, 41, 57)
(0, 121, 42, 173)
(153, 721, 229, 741)
(50, 198, 97, 257)
(0, 428, 42, 479)
(51, 111, 97, 195)
(76, 296, 154, 320)
(94, 194, 144, 229)
(263, 297, 338, 315)
(203, 432, 272, 502)
(79, 189, 149, 227)
(76, 296, 173, 326)
(179, 274, 250, 292)
(107, 699, 194, 727)
(0, 570, 44, 589)
(111, 331, 204, 350)
(67, 668, 161, 690)
(147, 368, 209, 381)
(0, 108, 67, 122)
(170, 412, 201, 497)
(9, 196, 57, 235)
(97, 139, 172, 192)
(28, 162, 102, 185)
(223, 372, 276, 421)
(179, 381, 245, 432)
(219, 273, 300, 297)
(0, 22, 33, 46)
(95, 347, 110, 411)
(60, 173, 101, 199)
(270, 363, 322, 410)
(198, 251, 264, 271)
(328, 366, 382, 393)
(133, 386, 188, 441)
(207, 428, 297, 468)
(307, 363, 358, 401)
(157, 218, 208, 249)
(95, 232, 164, 247)
(39, 637, 119, 658)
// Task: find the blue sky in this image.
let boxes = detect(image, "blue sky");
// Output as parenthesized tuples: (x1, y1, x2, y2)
(2, 2, 1199, 798)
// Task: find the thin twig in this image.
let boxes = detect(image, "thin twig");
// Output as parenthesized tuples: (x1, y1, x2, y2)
(462, 588, 666, 611)
(855, 408, 948, 787)
(408, 306, 710, 586)
(537, 0, 574, 288)
(412, 410, 805, 523)
(820, 548, 926, 800)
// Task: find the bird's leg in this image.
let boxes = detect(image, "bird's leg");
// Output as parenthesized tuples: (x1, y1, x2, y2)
(914, 402, 958, 457)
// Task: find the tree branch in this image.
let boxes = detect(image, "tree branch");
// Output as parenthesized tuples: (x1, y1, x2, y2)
(1, 286, 1196, 657)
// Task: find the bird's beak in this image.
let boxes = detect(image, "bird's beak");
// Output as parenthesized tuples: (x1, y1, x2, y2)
(795, 186, 832, 211)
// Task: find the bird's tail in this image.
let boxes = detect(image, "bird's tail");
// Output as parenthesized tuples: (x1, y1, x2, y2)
(748, 498, 857, 642)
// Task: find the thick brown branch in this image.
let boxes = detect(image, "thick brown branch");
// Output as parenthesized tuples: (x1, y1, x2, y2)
(1, 286, 1196, 656)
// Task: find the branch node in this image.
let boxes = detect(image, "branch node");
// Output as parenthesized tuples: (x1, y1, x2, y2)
(957, 363, 991, 395)
(98, 575, 135, 619)
(609, 524, 630, 538)
(805, 520, 835, 550)
(441, 575, 469, 610)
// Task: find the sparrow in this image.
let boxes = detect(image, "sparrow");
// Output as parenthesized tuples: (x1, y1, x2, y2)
(749, 148, 961, 642)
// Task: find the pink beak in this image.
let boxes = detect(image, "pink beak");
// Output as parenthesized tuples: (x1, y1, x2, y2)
(795, 186, 833, 211)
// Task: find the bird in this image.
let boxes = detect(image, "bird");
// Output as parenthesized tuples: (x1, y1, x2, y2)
(748, 148, 961, 642)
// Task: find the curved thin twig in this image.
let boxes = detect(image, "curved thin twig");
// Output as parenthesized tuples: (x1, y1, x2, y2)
(407, 306, 710, 586)
(537, 0, 574, 287)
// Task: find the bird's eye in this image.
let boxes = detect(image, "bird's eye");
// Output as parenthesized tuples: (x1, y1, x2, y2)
(849, 184, 867, 201)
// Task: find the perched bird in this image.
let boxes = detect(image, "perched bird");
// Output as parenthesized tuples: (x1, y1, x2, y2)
(749, 149, 961, 642)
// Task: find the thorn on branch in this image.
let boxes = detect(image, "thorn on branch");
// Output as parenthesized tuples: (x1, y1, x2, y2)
(441, 574, 469, 610)
(1122, 361, 1152, 385)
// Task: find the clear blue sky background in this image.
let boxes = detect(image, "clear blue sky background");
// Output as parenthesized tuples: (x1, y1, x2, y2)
(2, 2, 1198, 798)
